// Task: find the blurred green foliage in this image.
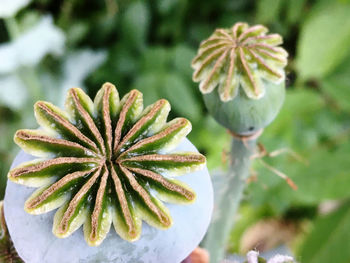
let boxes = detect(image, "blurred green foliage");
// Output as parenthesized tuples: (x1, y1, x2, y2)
(0, 0, 350, 261)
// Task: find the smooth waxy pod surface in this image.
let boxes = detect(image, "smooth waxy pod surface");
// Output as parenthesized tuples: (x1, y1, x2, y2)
(192, 22, 288, 134)
(203, 81, 285, 134)
(7, 83, 206, 247)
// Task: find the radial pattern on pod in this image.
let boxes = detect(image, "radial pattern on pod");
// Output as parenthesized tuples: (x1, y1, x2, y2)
(192, 22, 288, 101)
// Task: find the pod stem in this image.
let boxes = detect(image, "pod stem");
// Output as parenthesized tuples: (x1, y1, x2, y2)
(203, 133, 259, 263)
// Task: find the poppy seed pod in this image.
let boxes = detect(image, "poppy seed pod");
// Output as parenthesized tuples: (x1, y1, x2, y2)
(4, 83, 213, 263)
(192, 22, 288, 134)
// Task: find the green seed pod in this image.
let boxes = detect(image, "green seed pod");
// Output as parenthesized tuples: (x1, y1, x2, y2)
(7, 83, 206, 246)
(192, 22, 288, 134)
(203, 81, 285, 134)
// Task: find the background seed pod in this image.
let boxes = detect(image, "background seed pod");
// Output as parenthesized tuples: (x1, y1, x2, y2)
(192, 23, 288, 102)
(192, 23, 288, 134)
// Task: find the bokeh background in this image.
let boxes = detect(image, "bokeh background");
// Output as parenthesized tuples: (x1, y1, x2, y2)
(1, 0, 350, 262)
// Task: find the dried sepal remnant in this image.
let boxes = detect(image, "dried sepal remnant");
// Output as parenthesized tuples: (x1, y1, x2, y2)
(0, 201, 23, 263)
(192, 22, 288, 101)
(8, 83, 206, 246)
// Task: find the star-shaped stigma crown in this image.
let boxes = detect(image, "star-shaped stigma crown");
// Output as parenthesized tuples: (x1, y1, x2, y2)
(192, 22, 288, 101)
(8, 83, 206, 246)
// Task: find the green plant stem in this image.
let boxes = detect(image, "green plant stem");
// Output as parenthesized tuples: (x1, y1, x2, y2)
(203, 136, 257, 263)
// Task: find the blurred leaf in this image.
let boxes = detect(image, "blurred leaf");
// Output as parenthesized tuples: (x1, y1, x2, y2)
(65, 22, 89, 46)
(188, 23, 213, 44)
(266, 89, 325, 150)
(157, 0, 178, 15)
(133, 70, 202, 126)
(292, 144, 350, 203)
(321, 55, 350, 112)
(17, 11, 40, 32)
(248, 143, 350, 212)
(217, 11, 252, 29)
(156, 0, 187, 41)
(247, 89, 350, 212)
(286, 0, 306, 25)
(172, 44, 196, 79)
(296, 2, 350, 80)
(256, 0, 283, 23)
(299, 203, 350, 263)
(121, 1, 150, 51)
(141, 46, 170, 72)
(111, 43, 138, 76)
(87, 14, 118, 47)
(322, 76, 350, 113)
(160, 73, 201, 122)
